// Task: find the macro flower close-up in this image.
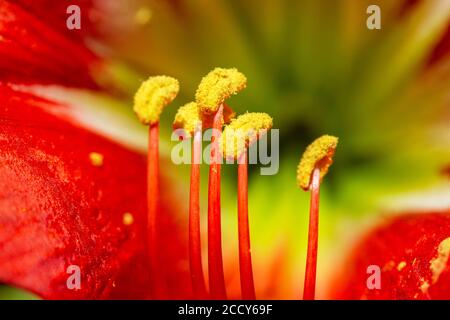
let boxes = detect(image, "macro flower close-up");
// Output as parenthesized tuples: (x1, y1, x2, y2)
(0, 0, 450, 301)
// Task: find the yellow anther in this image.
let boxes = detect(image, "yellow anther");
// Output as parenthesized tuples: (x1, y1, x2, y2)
(195, 68, 247, 115)
(220, 112, 273, 159)
(89, 152, 104, 167)
(297, 135, 338, 191)
(173, 102, 202, 136)
(133, 76, 179, 125)
(173, 102, 236, 137)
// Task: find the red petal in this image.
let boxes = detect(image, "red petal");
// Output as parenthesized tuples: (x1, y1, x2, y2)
(0, 1, 100, 87)
(13, 0, 96, 41)
(332, 211, 450, 300)
(0, 85, 190, 299)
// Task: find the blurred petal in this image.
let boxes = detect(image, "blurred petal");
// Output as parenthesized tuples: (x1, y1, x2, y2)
(331, 211, 450, 299)
(0, 1, 102, 87)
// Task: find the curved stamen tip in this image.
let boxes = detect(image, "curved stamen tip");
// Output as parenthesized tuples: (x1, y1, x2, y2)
(195, 67, 247, 114)
(173, 102, 202, 137)
(220, 112, 273, 159)
(134, 75, 179, 125)
(297, 135, 338, 191)
(173, 102, 236, 137)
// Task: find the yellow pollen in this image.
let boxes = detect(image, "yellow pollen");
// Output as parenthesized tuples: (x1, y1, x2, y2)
(173, 102, 236, 137)
(419, 280, 430, 293)
(382, 260, 395, 271)
(133, 76, 179, 125)
(430, 237, 450, 284)
(173, 102, 202, 137)
(195, 67, 247, 114)
(122, 212, 134, 226)
(297, 135, 338, 191)
(89, 152, 104, 167)
(219, 112, 273, 159)
(397, 261, 407, 271)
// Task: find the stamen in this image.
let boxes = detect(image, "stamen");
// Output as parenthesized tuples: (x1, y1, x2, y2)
(189, 127, 208, 298)
(173, 102, 202, 137)
(297, 135, 338, 300)
(173, 102, 207, 298)
(196, 67, 246, 299)
(207, 104, 227, 299)
(220, 112, 273, 300)
(237, 151, 255, 299)
(173, 102, 236, 137)
(195, 68, 247, 115)
(297, 135, 338, 191)
(219, 112, 273, 160)
(133, 75, 179, 299)
(173, 101, 236, 298)
(147, 123, 167, 299)
(134, 76, 179, 125)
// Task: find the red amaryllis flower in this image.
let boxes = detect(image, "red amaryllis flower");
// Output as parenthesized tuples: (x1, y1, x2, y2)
(0, 0, 189, 299)
(2, 0, 450, 301)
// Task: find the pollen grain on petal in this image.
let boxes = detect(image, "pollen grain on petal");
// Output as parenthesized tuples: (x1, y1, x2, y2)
(219, 112, 273, 159)
(133, 76, 179, 125)
(89, 152, 104, 167)
(297, 135, 338, 191)
(397, 261, 407, 271)
(195, 67, 247, 114)
(122, 212, 134, 226)
(419, 280, 430, 294)
(430, 237, 450, 284)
